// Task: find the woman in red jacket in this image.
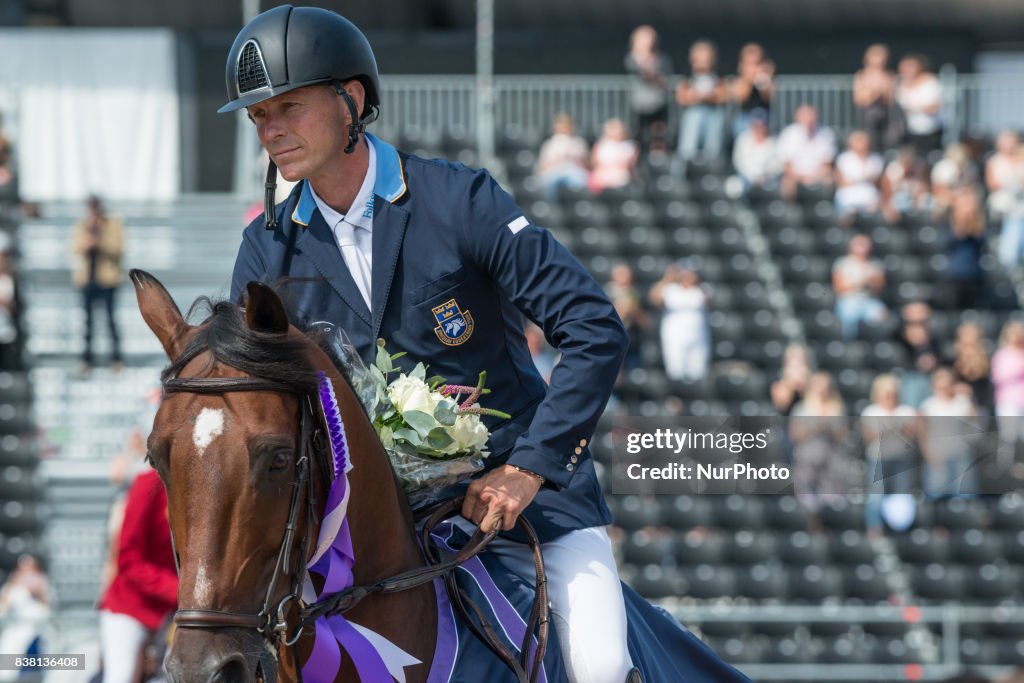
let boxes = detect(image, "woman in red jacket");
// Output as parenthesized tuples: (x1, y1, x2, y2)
(97, 468, 177, 683)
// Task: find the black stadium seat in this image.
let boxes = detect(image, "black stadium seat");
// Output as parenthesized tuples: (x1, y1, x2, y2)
(623, 529, 675, 566)
(681, 563, 736, 599)
(898, 528, 951, 564)
(951, 528, 1003, 564)
(843, 563, 891, 603)
(737, 563, 788, 600)
(725, 529, 777, 564)
(912, 563, 965, 601)
(674, 528, 725, 564)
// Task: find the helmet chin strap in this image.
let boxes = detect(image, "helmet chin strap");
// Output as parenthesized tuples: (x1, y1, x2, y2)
(333, 81, 366, 154)
(264, 159, 279, 231)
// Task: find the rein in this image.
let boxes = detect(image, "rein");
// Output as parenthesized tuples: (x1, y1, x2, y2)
(162, 367, 550, 683)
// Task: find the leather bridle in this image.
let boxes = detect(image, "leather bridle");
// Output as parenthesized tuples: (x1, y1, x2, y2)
(163, 374, 320, 678)
(160, 369, 551, 683)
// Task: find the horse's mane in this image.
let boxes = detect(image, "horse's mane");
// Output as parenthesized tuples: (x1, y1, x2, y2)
(162, 297, 320, 394)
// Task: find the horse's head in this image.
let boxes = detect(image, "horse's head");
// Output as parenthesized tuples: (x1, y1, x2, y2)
(133, 270, 331, 681)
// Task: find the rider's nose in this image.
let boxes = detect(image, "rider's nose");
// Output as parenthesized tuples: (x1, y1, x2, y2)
(207, 655, 251, 683)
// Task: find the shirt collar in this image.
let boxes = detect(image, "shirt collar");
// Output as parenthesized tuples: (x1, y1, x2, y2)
(291, 132, 406, 228)
(307, 137, 377, 234)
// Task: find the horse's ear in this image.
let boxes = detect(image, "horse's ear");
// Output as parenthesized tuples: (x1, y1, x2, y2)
(245, 281, 290, 334)
(131, 269, 189, 359)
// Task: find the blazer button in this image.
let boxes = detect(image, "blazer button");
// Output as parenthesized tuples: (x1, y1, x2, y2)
(574, 447, 583, 455)
(579, 438, 588, 447)
(566, 463, 574, 471)
(570, 455, 578, 464)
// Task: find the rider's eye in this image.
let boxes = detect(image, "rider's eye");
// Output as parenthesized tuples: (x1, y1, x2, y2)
(269, 450, 291, 473)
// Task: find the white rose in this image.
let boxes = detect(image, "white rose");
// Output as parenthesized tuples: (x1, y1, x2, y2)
(387, 375, 435, 416)
(444, 414, 490, 455)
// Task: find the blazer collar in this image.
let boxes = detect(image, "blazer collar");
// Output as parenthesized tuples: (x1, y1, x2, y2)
(291, 132, 406, 227)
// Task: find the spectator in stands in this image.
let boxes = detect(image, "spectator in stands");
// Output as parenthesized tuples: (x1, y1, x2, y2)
(778, 104, 836, 202)
(789, 371, 849, 517)
(0, 555, 51, 670)
(0, 235, 20, 370)
(71, 195, 124, 374)
(625, 25, 672, 156)
(732, 108, 781, 192)
(772, 344, 814, 464)
(605, 263, 649, 371)
(832, 233, 888, 339)
(943, 187, 987, 310)
(896, 54, 943, 157)
(881, 145, 932, 224)
(649, 260, 710, 381)
(992, 321, 1024, 468)
(986, 130, 1024, 217)
(524, 322, 557, 383)
(97, 467, 177, 683)
(675, 40, 727, 167)
(896, 301, 942, 407)
(771, 343, 813, 417)
(853, 44, 897, 153)
(861, 374, 919, 537)
(588, 118, 639, 194)
(0, 114, 15, 211)
(919, 366, 978, 498)
(931, 143, 978, 216)
(535, 113, 590, 201)
(729, 42, 775, 138)
(953, 322, 994, 415)
(834, 129, 884, 224)
(986, 131, 1024, 270)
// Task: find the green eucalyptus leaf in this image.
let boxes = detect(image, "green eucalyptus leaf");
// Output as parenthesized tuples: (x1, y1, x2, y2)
(433, 400, 457, 427)
(392, 427, 422, 447)
(410, 362, 427, 381)
(402, 409, 437, 436)
(425, 427, 455, 450)
(375, 345, 393, 374)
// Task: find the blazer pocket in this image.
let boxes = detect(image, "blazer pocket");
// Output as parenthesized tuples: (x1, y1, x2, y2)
(408, 266, 466, 305)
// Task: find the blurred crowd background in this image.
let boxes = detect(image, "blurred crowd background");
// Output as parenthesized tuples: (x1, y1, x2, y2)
(0, 1, 1023, 681)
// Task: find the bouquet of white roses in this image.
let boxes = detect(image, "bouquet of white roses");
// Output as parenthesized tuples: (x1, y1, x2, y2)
(346, 339, 509, 506)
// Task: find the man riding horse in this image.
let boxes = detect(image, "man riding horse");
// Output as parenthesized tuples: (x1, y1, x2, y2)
(223, 7, 637, 682)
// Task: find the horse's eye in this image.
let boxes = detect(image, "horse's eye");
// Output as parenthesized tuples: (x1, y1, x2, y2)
(269, 450, 292, 473)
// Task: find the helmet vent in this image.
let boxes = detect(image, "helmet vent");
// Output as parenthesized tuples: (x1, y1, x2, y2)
(236, 40, 270, 94)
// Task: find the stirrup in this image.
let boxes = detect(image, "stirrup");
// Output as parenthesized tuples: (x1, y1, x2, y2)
(625, 667, 643, 683)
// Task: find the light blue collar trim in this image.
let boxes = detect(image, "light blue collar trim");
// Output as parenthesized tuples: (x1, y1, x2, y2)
(291, 133, 406, 227)
(366, 132, 407, 204)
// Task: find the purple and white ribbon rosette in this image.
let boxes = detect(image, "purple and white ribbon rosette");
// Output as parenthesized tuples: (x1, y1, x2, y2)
(301, 372, 420, 682)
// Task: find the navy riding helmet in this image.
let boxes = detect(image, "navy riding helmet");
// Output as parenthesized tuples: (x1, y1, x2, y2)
(219, 5, 382, 228)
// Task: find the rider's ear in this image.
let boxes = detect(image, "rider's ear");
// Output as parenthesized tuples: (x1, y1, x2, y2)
(244, 281, 290, 335)
(131, 269, 190, 359)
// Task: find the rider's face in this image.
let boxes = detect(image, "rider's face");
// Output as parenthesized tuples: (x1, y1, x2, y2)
(247, 83, 362, 183)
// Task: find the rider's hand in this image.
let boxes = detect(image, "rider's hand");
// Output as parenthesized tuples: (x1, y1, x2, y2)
(462, 464, 543, 533)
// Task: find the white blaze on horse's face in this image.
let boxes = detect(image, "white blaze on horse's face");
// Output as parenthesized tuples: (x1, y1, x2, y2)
(194, 563, 212, 604)
(192, 408, 225, 457)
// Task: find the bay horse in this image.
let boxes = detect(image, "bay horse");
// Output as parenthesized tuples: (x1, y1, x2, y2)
(134, 269, 439, 681)
(133, 269, 752, 683)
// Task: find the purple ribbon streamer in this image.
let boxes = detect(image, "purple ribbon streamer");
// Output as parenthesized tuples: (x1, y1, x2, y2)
(302, 374, 393, 682)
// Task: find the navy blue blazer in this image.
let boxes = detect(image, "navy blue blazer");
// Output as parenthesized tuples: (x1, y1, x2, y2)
(231, 133, 628, 542)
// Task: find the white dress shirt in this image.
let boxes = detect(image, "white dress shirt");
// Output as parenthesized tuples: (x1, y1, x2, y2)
(310, 138, 377, 309)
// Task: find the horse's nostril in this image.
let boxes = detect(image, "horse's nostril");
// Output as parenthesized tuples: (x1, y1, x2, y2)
(209, 656, 250, 683)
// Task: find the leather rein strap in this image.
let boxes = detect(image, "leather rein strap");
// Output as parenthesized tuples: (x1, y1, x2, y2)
(162, 372, 550, 683)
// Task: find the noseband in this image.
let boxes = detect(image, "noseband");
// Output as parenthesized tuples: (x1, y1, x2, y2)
(164, 374, 320, 669)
